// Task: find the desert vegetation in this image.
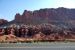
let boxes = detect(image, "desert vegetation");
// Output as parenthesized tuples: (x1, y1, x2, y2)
(0, 24, 75, 43)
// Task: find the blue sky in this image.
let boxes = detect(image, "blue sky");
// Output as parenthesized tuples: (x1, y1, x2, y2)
(0, 0, 75, 21)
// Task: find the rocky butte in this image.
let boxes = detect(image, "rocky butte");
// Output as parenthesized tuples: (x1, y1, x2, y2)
(13, 7, 75, 28)
(1, 7, 75, 28)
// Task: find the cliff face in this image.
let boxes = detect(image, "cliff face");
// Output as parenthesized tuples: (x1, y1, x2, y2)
(14, 7, 75, 26)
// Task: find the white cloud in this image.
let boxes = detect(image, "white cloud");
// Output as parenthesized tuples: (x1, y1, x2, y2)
(56, 0, 75, 8)
(63, 0, 75, 8)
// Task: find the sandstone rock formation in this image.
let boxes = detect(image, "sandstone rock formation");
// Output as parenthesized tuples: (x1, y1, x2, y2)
(14, 7, 75, 28)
